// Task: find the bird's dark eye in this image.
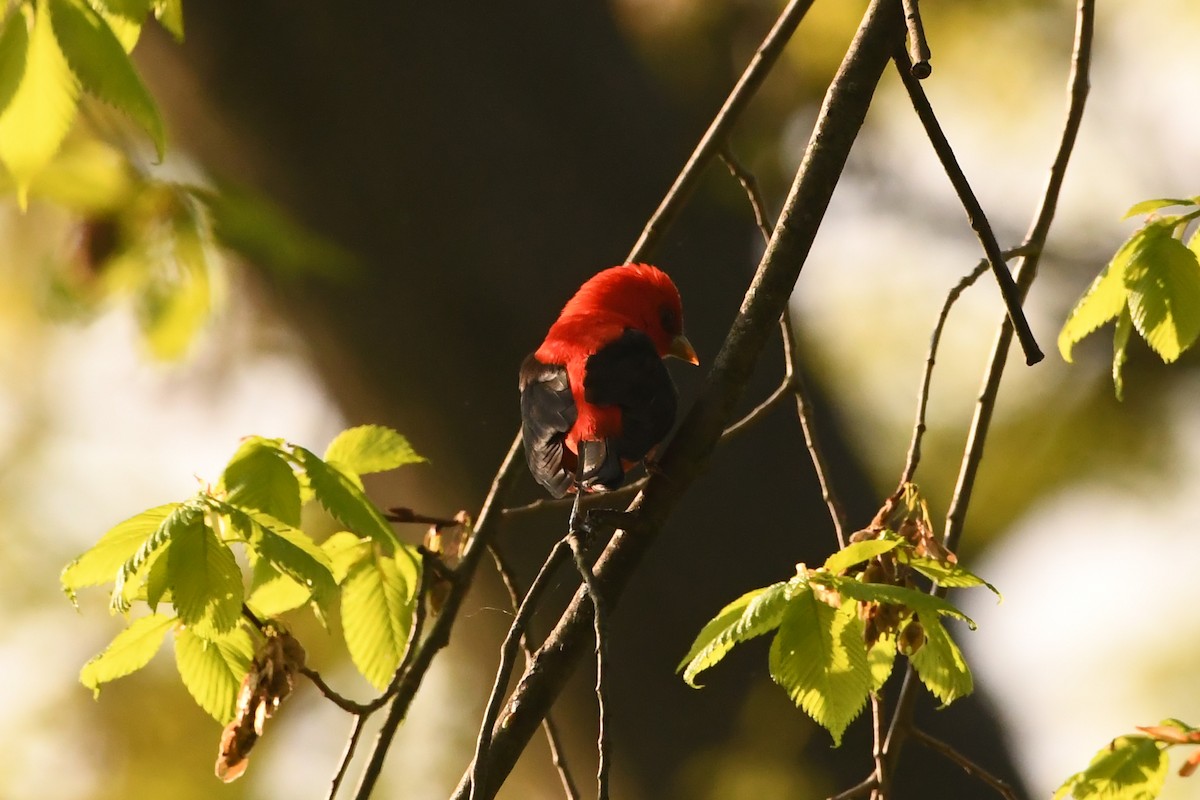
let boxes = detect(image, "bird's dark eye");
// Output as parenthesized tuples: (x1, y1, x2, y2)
(659, 305, 680, 336)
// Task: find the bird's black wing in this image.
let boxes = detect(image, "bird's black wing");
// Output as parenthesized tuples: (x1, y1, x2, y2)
(582, 328, 677, 488)
(519, 354, 577, 498)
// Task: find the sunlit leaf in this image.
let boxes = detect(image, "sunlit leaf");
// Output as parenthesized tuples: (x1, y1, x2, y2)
(867, 635, 896, 692)
(1112, 308, 1132, 401)
(768, 585, 871, 746)
(111, 501, 198, 613)
(167, 517, 244, 638)
(822, 538, 900, 576)
(62, 502, 179, 599)
(910, 616, 972, 706)
(322, 531, 372, 584)
(1058, 236, 1137, 363)
(79, 613, 174, 695)
(141, 212, 213, 359)
(341, 549, 421, 690)
(323, 425, 425, 477)
(221, 439, 301, 527)
(899, 553, 1000, 597)
(246, 561, 311, 618)
(291, 446, 399, 551)
(174, 624, 256, 723)
(151, 0, 182, 41)
(47, 0, 163, 157)
(1122, 197, 1198, 219)
(0, 1, 81, 205)
(1124, 225, 1200, 362)
(816, 574, 976, 629)
(0, 8, 29, 116)
(1054, 736, 1168, 800)
(678, 582, 789, 687)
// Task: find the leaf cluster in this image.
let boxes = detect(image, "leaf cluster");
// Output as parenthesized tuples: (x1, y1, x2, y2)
(0, 0, 180, 205)
(677, 492, 997, 745)
(62, 425, 427, 722)
(1058, 196, 1200, 399)
(1057, 720, 1200, 800)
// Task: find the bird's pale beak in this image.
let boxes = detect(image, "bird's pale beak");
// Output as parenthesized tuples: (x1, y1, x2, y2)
(669, 334, 699, 365)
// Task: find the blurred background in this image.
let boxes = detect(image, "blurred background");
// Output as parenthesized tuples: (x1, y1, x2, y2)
(3, 0, 1200, 798)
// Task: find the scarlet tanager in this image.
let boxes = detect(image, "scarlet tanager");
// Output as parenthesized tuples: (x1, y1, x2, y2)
(519, 263, 698, 498)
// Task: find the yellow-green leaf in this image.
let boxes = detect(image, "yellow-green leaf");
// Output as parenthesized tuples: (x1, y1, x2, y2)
(1122, 197, 1198, 219)
(79, 613, 174, 695)
(1054, 736, 1168, 800)
(678, 582, 789, 687)
(167, 518, 244, 638)
(174, 624, 256, 723)
(0, 0, 81, 205)
(341, 549, 421, 690)
(47, 0, 163, 157)
(1059, 235, 1137, 363)
(151, 0, 182, 41)
(1124, 226, 1200, 363)
(910, 616, 972, 706)
(822, 538, 900, 576)
(323, 425, 425, 477)
(62, 502, 179, 599)
(1112, 307, 1132, 401)
(768, 586, 871, 746)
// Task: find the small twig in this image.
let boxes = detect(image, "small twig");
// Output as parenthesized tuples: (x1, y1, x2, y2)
(891, 48, 1043, 366)
(328, 715, 369, 799)
(502, 478, 647, 519)
(721, 146, 849, 546)
(911, 729, 1019, 800)
(901, 0, 931, 78)
(721, 379, 791, 438)
(896, 244, 1035, 490)
(871, 694, 887, 796)
(827, 775, 880, 800)
(241, 604, 266, 634)
(627, 0, 818, 261)
(487, 541, 582, 800)
(385, 507, 462, 528)
(469, 539, 573, 800)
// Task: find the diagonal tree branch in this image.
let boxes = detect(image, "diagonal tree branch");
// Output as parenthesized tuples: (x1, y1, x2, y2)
(881, 0, 1095, 775)
(450, 1, 906, 796)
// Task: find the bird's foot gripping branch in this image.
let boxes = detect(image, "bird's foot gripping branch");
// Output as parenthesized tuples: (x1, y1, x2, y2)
(678, 484, 999, 746)
(60, 425, 444, 783)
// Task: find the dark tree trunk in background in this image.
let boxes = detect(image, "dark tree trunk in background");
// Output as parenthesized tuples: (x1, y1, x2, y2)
(144, 3, 1027, 796)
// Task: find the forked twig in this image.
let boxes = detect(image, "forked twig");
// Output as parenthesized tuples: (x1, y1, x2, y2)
(891, 47, 1043, 365)
(901, 0, 932, 78)
(912, 729, 1019, 800)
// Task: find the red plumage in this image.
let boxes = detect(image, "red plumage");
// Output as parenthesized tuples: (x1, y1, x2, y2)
(519, 263, 698, 497)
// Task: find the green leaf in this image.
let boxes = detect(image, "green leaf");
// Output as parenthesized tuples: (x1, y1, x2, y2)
(47, 0, 164, 158)
(867, 636, 896, 692)
(1124, 225, 1200, 363)
(167, 517, 244, 637)
(246, 562, 311, 618)
(322, 531, 373, 583)
(291, 446, 399, 551)
(1123, 197, 1197, 219)
(1054, 736, 1168, 800)
(0, 7, 29, 116)
(1059, 236, 1137, 363)
(212, 500, 336, 617)
(817, 574, 976, 629)
(174, 624, 256, 723)
(0, 1, 80, 205)
(822, 538, 900, 576)
(899, 553, 1000, 597)
(111, 501, 198, 612)
(141, 212, 212, 359)
(1112, 308, 1132, 401)
(95, 0, 154, 20)
(323, 425, 425, 477)
(910, 616, 972, 706)
(221, 440, 301, 527)
(151, 0, 182, 41)
(678, 582, 790, 687)
(341, 549, 422, 691)
(79, 613, 174, 695)
(62, 502, 179, 598)
(768, 585, 872, 746)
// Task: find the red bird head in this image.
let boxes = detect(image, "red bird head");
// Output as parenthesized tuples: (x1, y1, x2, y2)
(547, 263, 698, 364)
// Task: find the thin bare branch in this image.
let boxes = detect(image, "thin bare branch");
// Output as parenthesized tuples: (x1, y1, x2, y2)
(721, 379, 791, 438)
(883, 0, 1095, 769)
(627, 0, 818, 262)
(827, 775, 880, 800)
(911, 729, 1019, 800)
(891, 49, 1043, 365)
(469, 539, 573, 800)
(328, 715, 369, 800)
(901, 0, 931, 78)
(566, 526, 610, 800)
(501, 478, 647, 519)
(896, 244, 1036, 490)
(486, 542, 581, 800)
(385, 507, 462, 528)
(721, 146, 849, 546)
